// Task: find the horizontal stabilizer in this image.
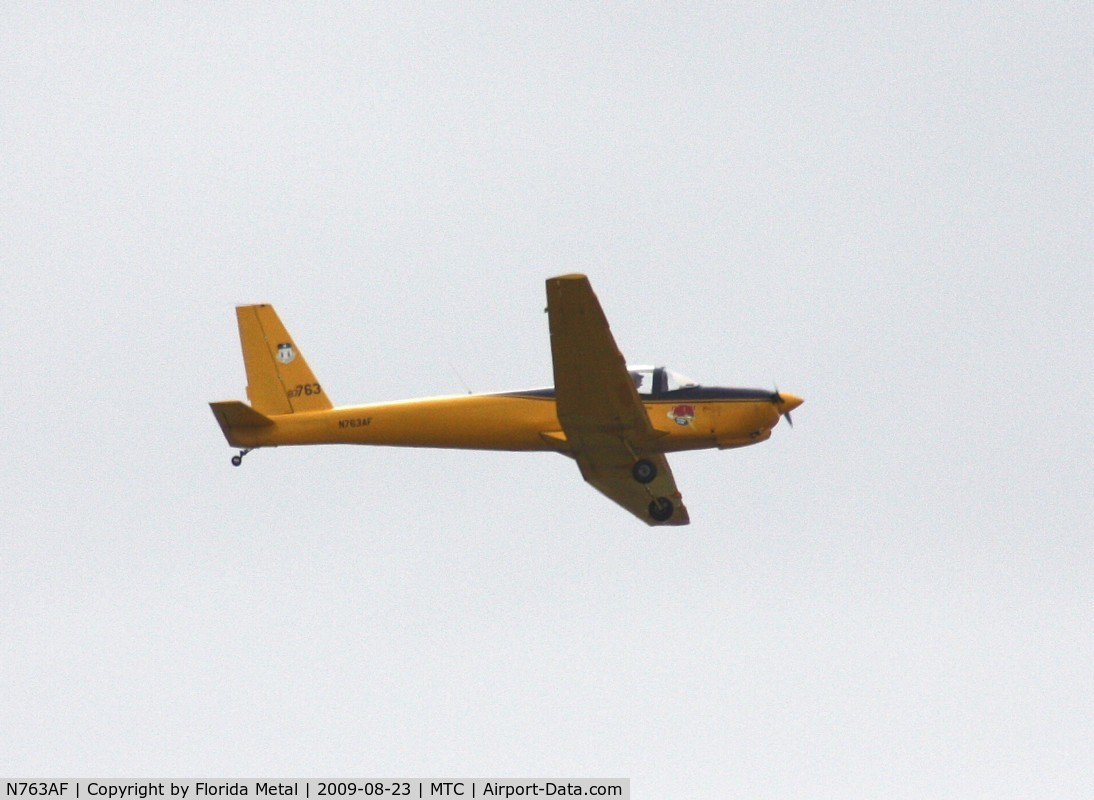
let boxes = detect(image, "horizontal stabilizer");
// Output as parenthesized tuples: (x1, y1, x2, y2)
(210, 400, 274, 446)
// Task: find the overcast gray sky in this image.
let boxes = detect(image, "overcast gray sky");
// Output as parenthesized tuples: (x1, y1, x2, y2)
(2, 3, 1091, 797)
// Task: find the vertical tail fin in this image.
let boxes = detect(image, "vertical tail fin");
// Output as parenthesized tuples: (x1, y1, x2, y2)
(236, 304, 333, 415)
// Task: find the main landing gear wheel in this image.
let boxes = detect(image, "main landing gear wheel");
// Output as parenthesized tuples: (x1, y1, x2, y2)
(632, 458, 657, 484)
(230, 449, 252, 467)
(648, 497, 674, 522)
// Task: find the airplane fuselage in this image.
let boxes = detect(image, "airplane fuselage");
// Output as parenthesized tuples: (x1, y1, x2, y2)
(225, 387, 785, 454)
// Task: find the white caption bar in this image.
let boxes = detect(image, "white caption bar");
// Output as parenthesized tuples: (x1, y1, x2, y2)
(3, 781, 629, 800)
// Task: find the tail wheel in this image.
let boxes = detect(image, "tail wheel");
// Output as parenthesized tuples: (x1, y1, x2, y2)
(648, 497, 674, 522)
(231, 455, 243, 467)
(632, 458, 657, 484)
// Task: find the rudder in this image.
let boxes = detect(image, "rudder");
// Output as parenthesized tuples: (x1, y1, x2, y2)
(236, 304, 333, 415)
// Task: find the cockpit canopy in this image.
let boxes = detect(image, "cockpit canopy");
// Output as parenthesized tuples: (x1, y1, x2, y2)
(627, 365, 699, 397)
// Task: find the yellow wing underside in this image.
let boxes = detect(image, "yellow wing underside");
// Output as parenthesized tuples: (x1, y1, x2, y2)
(546, 275, 689, 526)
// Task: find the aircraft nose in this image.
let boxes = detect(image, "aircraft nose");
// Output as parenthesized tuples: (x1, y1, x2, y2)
(773, 391, 803, 427)
(778, 393, 804, 413)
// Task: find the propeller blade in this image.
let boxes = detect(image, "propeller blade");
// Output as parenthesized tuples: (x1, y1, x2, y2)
(773, 384, 794, 427)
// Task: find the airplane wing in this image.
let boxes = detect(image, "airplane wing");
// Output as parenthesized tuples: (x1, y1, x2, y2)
(546, 274, 690, 526)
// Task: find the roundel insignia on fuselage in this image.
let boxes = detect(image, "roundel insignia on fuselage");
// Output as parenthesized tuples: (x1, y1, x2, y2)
(668, 404, 695, 426)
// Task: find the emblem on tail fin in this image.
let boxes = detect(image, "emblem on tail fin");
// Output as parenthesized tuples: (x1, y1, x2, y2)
(276, 343, 296, 364)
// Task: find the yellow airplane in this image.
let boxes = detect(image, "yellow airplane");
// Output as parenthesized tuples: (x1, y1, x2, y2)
(210, 274, 802, 526)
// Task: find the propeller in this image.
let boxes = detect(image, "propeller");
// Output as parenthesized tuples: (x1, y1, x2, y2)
(773, 384, 793, 427)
